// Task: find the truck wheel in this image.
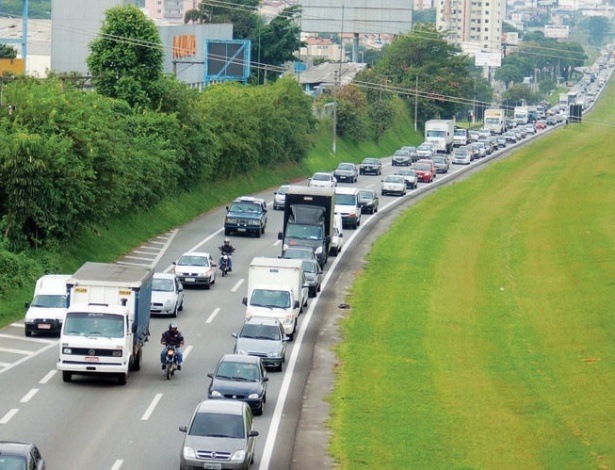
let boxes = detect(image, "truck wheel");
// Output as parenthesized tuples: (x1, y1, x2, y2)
(118, 373, 127, 386)
(62, 371, 72, 383)
(131, 349, 142, 372)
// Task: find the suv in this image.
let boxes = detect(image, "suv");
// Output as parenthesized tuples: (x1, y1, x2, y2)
(224, 196, 268, 237)
(232, 318, 288, 371)
(179, 400, 258, 470)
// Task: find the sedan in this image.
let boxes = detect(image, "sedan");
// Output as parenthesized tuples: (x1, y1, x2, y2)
(381, 175, 407, 196)
(359, 157, 382, 175)
(416, 143, 434, 159)
(412, 159, 437, 183)
(150, 273, 184, 317)
(395, 169, 418, 189)
(179, 400, 258, 470)
(172, 252, 216, 289)
(432, 155, 450, 173)
(233, 317, 288, 371)
(208, 354, 269, 415)
(273, 184, 290, 210)
(0, 441, 45, 470)
(301, 259, 323, 298)
(308, 172, 337, 188)
(357, 189, 379, 213)
(391, 149, 411, 166)
(452, 147, 471, 165)
(333, 162, 359, 183)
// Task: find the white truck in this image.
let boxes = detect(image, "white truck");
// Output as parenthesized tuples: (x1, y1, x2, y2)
(242, 257, 308, 340)
(24, 274, 71, 337)
(484, 108, 505, 134)
(513, 106, 529, 125)
(453, 127, 469, 147)
(57, 262, 153, 385)
(424, 119, 455, 154)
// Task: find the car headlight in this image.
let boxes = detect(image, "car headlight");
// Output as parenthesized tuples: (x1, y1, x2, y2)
(248, 219, 259, 226)
(210, 390, 222, 398)
(248, 393, 260, 399)
(314, 246, 323, 255)
(267, 351, 281, 358)
(231, 450, 246, 462)
(63, 347, 72, 354)
(183, 446, 197, 459)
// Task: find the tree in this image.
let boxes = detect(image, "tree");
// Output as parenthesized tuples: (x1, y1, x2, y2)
(205, 0, 260, 39)
(87, 5, 164, 109)
(580, 16, 611, 46)
(0, 44, 17, 59)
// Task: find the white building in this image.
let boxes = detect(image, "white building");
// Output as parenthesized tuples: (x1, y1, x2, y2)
(143, 0, 199, 23)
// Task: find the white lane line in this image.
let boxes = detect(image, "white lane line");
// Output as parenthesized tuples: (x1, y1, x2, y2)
(0, 362, 11, 367)
(39, 370, 57, 384)
(183, 345, 193, 359)
(141, 393, 163, 421)
(110, 460, 123, 470)
(123, 255, 155, 261)
(231, 279, 245, 293)
(20, 388, 39, 403)
(0, 409, 19, 424)
(0, 333, 56, 344)
(163, 228, 224, 273)
(205, 308, 221, 324)
(273, 240, 282, 246)
(0, 346, 35, 355)
(0, 341, 58, 376)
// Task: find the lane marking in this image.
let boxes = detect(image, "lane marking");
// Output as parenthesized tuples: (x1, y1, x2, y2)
(0, 333, 56, 344)
(39, 370, 57, 384)
(0, 341, 58, 376)
(183, 345, 193, 359)
(0, 408, 19, 424)
(110, 460, 123, 470)
(20, 388, 39, 403)
(205, 308, 220, 324)
(231, 279, 245, 293)
(141, 393, 163, 421)
(0, 346, 35, 355)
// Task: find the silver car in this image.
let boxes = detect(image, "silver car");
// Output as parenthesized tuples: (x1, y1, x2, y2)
(273, 185, 290, 210)
(308, 172, 337, 188)
(381, 175, 407, 196)
(150, 273, 184, 317)
(179, 400, 258, 470)
(301, 259, 323, 298)
(233, 318, 288, 371)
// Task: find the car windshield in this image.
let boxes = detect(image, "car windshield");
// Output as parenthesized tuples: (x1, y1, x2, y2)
(384, 176, 403, 183)
(229, 203, 261, 213)
(0, 456, 27, 470)
(31, 294, 68, 308)
(178, 256, 210, 267)
(250, 289, 291, 309)
(152, 278, 174, 292)
(240, 324, 282, 340)
(189, 412, 245, 439)
(398, 170, 415, 176)
(285, 224, 323, 240)
(216, 361, 260, 382)
(335, 194, 356, 206)
(337, 164, 353, 171)
(362, 159, 378, 165)
(312, 173, 331, 181)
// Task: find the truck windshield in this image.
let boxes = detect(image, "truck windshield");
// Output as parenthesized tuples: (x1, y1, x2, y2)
(63, 312, 125, 338)
(250, 290, 291, 309)
(426, 130, 446, 138)
(31, 294, 68, 308)
(286, 224, 323, 240)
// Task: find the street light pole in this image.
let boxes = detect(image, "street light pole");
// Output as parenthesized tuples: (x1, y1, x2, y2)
(414, 74, 418, 131)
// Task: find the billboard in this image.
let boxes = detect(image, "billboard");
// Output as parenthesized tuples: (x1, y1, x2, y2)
(300, 0, 412, 34)
(475, 52, 502, 67)
(204, 39, 251, 85)
(544, 25, 569, 39)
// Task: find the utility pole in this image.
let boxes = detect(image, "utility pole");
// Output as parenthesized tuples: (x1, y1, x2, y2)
(333, 5, 345, 155)
(414, 74, 418, 131)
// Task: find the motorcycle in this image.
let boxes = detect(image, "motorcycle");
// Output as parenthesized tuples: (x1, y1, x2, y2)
(164, 345, 179, 380)
(219, 251, 233, 277)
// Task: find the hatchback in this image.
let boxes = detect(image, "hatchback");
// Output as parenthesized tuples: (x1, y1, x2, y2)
(208, 354, 269, 415)
(233, 318, 288, 371)
(333, 163, 359, 183)
(357, 189, 380, 213)
(173, 252, 216, 289)
(395, 169, 419, 189)
(273, 185, 290, 210)
(301, 259, 324, 298)
(381, 175, 407, 196)
(179, 400, 258, 470)
(308, 172, 337, 188)
(150, 272, 184, 316)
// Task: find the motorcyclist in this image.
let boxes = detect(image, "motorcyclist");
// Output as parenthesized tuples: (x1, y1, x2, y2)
(218, 238, 235, 271)
(160, 323, 184, 370)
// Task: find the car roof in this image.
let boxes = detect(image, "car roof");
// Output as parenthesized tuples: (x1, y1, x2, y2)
(243, 317, 283, 327)
(194, 399, 248, 416)
(220, 353, 261, 365)
(335, 187, 359, 194)
(0, 440, 37, 454)
(179, 251, 211, 258)
(153, 272, 178, 280)
(234, 196, 265, 204)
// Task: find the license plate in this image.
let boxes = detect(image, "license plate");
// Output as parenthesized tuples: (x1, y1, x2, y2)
(204, 464, 222, 470)
(184, 278, 196, 283)
(37, 324, 51, 330)
(85, 356, 99, 363)
(238, 228, 246, 232)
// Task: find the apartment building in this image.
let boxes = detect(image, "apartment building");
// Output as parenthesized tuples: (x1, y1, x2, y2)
(144, 0, 199, 22)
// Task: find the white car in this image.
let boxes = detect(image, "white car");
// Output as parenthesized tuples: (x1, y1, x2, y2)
(416, 143, 434, 159)
(452, 147, 471, 165)
(151, 273, 184, 317)
(172, 252, 216, 289)
(308, 172, 337, 188)
(329, 214, 344, 256)
(273, 184, 290, 210)
(381, 175, 407, 197)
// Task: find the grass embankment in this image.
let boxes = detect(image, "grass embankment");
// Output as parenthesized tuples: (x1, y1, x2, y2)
(0, 99, 419, 325)
(328, 87, 615, 467)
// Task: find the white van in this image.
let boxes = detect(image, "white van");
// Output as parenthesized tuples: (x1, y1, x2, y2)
(329, 214, 344, 256)
(334, 187, 362, 229)
(24, 274, 71, 337)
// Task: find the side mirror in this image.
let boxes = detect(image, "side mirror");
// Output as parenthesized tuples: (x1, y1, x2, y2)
(211, 262, 217, 267)
(225, 205, 230, 212)
(248, 430, 259, 437)
(131, 322, 137, 334)
(25, 302, 30, 309)
(231, 332, 238, 338)
(242, 297, 248, 306)
(207, 373, 214, 379)
(278, 232, 283, 240)
(179, 426, 188, 433)
(293, 300, 299, 309)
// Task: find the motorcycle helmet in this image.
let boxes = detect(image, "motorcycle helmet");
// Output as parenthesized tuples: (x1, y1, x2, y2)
(224, 238, 230, 245)
(169, 323, 178, 331)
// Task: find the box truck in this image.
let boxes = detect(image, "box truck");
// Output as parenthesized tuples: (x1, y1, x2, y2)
(424, 119, 455, 153)
(484, 108, 505, 134)
(278, 186, 335, 268)
(242, 257, 308, 340)
(513, 106, 529, 125)
(58, 262, 153, 385)
(24, 274, 71, 337)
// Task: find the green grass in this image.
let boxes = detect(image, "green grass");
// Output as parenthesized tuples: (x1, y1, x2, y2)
(328, 84, 615, 468)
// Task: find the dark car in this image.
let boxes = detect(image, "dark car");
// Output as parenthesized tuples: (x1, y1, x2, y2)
(224, 196, 268, 237)
(391, 149, 412, 166)
(333, 162, 359, 183)
(0, 441, 45, 469)
(359, 157, 382, 175)
(208, 354, 269, 415)
(233, 318, 288, 371)
(179, 400, 258, 470)
(432, 155, 450, 173)
(358, 189, 379, 214)
(301, 259, 323, 298)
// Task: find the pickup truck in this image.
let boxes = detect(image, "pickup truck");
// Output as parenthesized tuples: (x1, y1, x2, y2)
(224, 196, 268, 237)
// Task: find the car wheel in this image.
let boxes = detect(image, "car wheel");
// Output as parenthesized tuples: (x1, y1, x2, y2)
(381, 191, 386, 196)
(172, 303, 178, 318)
(178, 299, 184, 312)
(62, 371, 72, 383)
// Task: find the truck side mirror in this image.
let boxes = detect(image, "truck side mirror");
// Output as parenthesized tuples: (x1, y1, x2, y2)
(242, 297, 248, 306)
(225, 205, 230, 212)
(325, 235, 331, 243)
(293, 300, 299, 309)
(131, 322, 137, 334)
(278, 232, 283, 240)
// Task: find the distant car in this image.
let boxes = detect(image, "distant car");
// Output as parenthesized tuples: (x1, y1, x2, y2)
(308, 172, 337, 188)
(224, 196, 268, 237)
(471, 142, 486, 159)
(478, 129, 491, 140)
(281, 246, 318, 264)
(0, 441, 45, 470)
(301, 259, 324, 298)
(173, 252, 216, 289)
(329, 214, 344, 256)
(359, 157, 382, 175)
(504, 132, 518, 143)
(273, 184, 290, 210)
(335, 187, 362, 229)
(391, 149, 412, 166)
(179, 400, 258, 470)
(412, 159, 437, 183)
(233, 317, 288, 371)
(452, 147, 471, 165)
(333, 162, 359, 183)
(150, 273, 184, 317)
(400, 146, 419, 162)
(432, 155, 450, 173)
(208, 354, 269, 415)
(381, 175, 407, 196)
(469, 130, 480, 142)
(416, 143, 434, 159)
(357, 189, 380, 213)
(395, 169, 419, 189)
(535, 120, 547, 130)
(496, 137, 507, 148)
